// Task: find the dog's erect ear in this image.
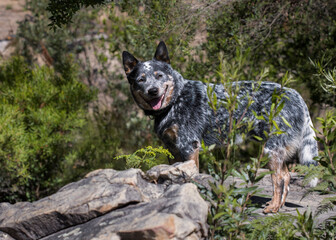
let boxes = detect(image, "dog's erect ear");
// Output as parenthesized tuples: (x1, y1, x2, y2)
(154, 41, 170, 64)
(122, 51, 139, 75)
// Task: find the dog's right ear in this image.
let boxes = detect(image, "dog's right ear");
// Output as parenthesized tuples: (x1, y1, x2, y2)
(122, 51, 139, 75)
(154, 41, 170, 64)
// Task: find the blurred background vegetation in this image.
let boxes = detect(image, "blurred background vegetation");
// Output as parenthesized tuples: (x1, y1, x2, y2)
(1, 0, 336, 203)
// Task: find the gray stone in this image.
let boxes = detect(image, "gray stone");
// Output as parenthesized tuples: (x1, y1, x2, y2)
(146, 160, 199, 184)
(41, 183, 208, 240)
(0, 231, 15, 240)
(0, 168, 165, 239)
(0, 161, 209, 240)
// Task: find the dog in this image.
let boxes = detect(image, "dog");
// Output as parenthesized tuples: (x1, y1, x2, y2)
(122, 41, 318, 213)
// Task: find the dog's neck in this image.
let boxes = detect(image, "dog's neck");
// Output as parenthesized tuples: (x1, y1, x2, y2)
(144, 104, 173, 118)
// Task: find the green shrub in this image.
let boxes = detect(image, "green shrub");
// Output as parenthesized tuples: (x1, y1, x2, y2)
(201, 0, 336, 105)
(115, 146, 172, 170)
(0, 57, 94, 202)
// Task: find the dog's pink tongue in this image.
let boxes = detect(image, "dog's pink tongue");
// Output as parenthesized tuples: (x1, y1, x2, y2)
(149, 96, 163, 110)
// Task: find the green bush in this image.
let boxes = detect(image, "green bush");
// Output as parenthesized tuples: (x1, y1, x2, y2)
(0, 57, 94, 202)
(199, 0, 336, 105)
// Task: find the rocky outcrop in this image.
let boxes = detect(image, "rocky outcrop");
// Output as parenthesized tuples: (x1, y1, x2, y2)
(3, 160, 335, 240)
(0, 161, 210, 240)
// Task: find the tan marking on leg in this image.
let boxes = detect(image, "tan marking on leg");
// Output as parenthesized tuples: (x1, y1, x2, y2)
(187, 148, 199, 169)
(163, 124, 178, 143)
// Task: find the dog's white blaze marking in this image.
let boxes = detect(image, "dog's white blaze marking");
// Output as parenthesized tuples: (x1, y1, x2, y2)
(143, 62, 152, 71)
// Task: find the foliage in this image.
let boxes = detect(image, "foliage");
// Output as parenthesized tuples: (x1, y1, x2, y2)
(250, 209, 336, 240)
(313, 111, 336, 192)
(47, 0, 107, 28)
(0, 57, 94, 202)
(46, 0, 336, 103)
(250, 213, 298, 239)
(310, 58, 336, 97)
(294, 63, 336, 239)
(203, 48, 283, 239)
(201, 45, 336, 239)
(300, 63, 336, 202)
(198, 0, 336, 105)
(14, 0, 203, 178)
(115, 146, 172, 170)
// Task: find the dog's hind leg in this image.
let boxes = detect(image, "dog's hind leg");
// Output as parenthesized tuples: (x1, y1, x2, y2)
(280, 164, 290, 207)
(263, 150, 290, 213)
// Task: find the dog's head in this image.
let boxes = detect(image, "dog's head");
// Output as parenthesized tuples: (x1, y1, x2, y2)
(122, 41, 177, 112)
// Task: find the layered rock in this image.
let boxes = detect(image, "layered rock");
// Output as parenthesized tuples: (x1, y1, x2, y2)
(0, 161, 209, 240)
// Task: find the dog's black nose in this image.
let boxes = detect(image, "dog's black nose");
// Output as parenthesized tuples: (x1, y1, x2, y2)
(148, 87, 159, 96)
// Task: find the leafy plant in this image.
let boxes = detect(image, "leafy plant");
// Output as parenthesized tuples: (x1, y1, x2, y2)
(47, 0, 107, 29)
(313, 111, 336, 191)
(201, 0, 336, 105)
(0, 57, 94, 202)
(115, 146, 172, 170)
(293, 62, 336, 239)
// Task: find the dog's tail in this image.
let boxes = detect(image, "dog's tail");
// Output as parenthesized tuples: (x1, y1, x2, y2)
(298, 108, 319, 187)
(298, 111, 318, 167)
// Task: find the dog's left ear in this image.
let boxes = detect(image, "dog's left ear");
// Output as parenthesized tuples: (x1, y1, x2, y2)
(123, 51, 139, 76)
(154, 41, 170, 64)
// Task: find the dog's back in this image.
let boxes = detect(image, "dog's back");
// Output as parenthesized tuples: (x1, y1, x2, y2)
(209, 81, 318, 166)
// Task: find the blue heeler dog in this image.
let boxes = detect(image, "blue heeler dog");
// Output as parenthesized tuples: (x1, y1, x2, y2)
(122, 41, 318, 213)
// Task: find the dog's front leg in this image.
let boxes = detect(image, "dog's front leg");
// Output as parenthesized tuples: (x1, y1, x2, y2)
(185, 141, 200, 169)
(167, 141, 200, 169)
(162, 125, 200, 169)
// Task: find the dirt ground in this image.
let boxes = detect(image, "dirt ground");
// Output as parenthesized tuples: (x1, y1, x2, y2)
(0, 0, 27, 39)
(225, 169, 336, 224)
(0, 0, 27, 57)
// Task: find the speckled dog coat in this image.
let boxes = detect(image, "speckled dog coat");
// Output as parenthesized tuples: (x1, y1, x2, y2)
(122, 41, 318, 213)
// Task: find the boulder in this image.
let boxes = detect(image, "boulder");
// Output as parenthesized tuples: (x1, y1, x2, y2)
(0, 161, 209, 240)
(0, 231, 15, 240)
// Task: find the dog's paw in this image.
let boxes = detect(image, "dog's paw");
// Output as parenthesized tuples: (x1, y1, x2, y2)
(263, 204, 280, 214)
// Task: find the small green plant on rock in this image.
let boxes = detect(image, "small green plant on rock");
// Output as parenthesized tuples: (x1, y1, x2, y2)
(115, 146, 172, 170)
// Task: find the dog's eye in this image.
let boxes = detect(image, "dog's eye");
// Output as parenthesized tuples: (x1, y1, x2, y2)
(156, 74, 163, 79)
(138, 77, 146, 83)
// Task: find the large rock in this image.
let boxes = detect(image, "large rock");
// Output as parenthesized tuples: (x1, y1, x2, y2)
(42, 183, 206, 240)
(0, 161, 209, 240)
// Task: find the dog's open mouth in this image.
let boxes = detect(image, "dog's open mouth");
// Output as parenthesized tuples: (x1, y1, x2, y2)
(147, 87, 168, 110)
(148, 94, 165, 110)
